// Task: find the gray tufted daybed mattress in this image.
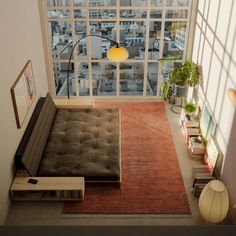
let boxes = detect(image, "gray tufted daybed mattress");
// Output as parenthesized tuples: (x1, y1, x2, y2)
(14, 93, 121, 182)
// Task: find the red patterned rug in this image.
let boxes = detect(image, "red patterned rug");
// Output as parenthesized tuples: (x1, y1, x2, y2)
(63, 102, 190, 214)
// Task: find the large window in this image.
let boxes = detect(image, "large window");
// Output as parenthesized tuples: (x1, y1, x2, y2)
(44, 0, 193, 97)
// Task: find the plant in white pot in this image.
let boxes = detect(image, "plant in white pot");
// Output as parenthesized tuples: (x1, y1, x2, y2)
(169, 61, 200, 97)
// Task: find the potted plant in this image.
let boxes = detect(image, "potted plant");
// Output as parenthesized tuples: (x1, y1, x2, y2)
(169, 61, 200, 96)
(160, 82, 173, 101)
(183, 102, 197, 116)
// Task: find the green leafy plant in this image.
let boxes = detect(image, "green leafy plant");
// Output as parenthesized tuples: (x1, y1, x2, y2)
(169, 61, 200, 87)
(161, 82, 173, 100)
(184, 102, 197, 114)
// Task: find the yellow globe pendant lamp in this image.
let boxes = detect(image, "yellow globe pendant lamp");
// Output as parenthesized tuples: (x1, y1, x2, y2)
(107, 46, 129, 62)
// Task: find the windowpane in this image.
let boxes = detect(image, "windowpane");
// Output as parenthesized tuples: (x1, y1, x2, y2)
(200, 105, 216, 140)
(161, 62, 173, 83)
(89, 0, 116, 6)
(120, 10, 146, 19)
(120, 63, 144, 96)
(166, 10, 188, 19)
(48, 10, 70, 19)
(90, 22, 116, 60)
(64, 61, 75, 97)
(161, 61, 181, 83)
(150, 10, 162, 19)
(47, 0, 70, 6)
(78, 63, 89, 96)
(93, 63, 117, 96)
(120, 0, 146, 6)
(163, 21, 187, 59)
(166, 0, 191, 7)
(147, 63, 158, 96)
(151, 0, 163, 6)
(89, 10, 116, 19)
(148, 21, 161, 60)
(120, 22, 145, 60)
(53, 62, 68, 96)
(75, 22, 87, 59)
(74, 9, 87, 19)
(73, 0, 86, 6)
(49, 22, 72, 60)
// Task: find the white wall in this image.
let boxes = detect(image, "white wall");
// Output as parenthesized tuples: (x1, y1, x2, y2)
(0, 0, 48, 224)
(192, 0, 236, 211)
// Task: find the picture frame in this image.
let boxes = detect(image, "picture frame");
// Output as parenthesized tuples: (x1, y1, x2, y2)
(10, 60, 36, 129)
(204, 135, 221, 176)
(200, 103, 216, 140)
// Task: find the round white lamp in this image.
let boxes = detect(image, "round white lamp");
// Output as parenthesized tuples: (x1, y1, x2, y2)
(199, 180, 229, 223)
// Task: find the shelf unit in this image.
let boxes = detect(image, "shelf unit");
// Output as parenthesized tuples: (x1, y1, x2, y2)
(188, 136, 205, 160)
(180, 111, 201, 143)
(10, 177, 84, 201)
(192, 171, 215, 197)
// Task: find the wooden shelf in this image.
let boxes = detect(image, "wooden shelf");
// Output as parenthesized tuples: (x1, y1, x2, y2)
(10, 177, 84, 201)
(180, 111, 202, 144)
(188, 137, 205, 160)
(53, 98, 94, 109)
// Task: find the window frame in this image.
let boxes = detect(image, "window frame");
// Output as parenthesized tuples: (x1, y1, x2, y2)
(40, 0, 197, 99)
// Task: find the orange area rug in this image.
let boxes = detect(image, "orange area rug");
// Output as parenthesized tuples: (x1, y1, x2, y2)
(63, 102, 190, 214)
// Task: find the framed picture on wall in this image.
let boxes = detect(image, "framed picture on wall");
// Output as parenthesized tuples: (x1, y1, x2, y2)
(204, 135, 223, 178)
(10, 60, 36, 129)
(200, 103, 216, 140)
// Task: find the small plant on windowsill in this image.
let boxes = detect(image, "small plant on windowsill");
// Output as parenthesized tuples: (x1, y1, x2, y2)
(183, 102, 197, 116)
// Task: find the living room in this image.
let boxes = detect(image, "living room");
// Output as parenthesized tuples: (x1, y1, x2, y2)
(0, 0, 236, 233)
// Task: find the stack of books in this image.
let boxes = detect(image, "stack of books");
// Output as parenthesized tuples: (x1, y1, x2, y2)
(192, 172, 215, 197)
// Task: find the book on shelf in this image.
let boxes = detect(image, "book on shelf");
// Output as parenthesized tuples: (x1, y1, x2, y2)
(194, 175, 215, 181)
(193, 183, 206, 197)
(190, 153, 204, 160)
(183, 114, 199, 127)
(184, 121, 199, 128)
(190, 136, 203, 143)
(189, 145, 204, 153)
(72, 191, 79, 198)
(192, 165, 210, 176)
(186, 127, 201, 136)
(56, 191, 62, 198)
(63, 190, 72, 198)
(192, 175, 215, 188)
(192, 173, 216, 197)
(194, 172, 213, 178)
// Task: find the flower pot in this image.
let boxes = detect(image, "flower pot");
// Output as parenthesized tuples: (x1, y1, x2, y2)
(174, 85, 188, 97)
(185, 111, 195, 117)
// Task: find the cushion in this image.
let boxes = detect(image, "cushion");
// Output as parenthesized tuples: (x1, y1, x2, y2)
(21, 93, 57, 176)
(38, 108, 120, 181)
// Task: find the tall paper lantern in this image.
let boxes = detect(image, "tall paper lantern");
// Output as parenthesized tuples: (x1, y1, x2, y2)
(199, 180, 229, 223)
